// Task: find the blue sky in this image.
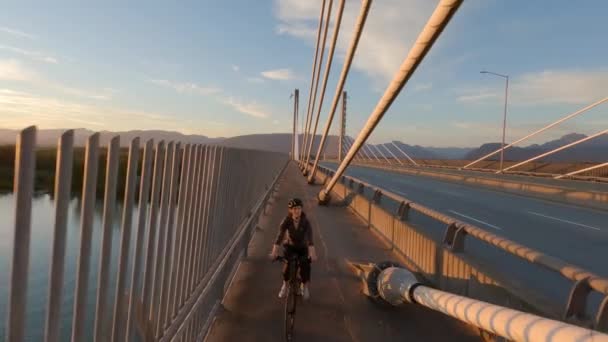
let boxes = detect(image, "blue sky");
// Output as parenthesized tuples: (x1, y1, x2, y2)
(0, 0, 606, 147)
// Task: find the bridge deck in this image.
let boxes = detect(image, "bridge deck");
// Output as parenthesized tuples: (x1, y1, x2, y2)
(205, 162, 481, 341)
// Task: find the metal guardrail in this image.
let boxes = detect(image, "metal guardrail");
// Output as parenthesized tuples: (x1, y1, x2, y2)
(314, 163, 608, 332)
(4, 126, 288, 342)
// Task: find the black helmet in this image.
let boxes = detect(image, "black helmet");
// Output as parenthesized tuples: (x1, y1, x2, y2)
(288, 198, 303, 208)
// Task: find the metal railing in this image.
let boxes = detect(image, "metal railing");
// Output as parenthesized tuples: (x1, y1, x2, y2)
(313, 163, 608, 333)
(4, 126, 287, 342)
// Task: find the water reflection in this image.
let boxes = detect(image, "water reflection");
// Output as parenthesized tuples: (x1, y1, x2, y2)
(0, 194, 142, 341)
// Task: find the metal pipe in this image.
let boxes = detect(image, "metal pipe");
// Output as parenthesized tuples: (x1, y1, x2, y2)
(110, 138, 139, 342)
(189, 146, 209, 293)
(94, 136, 121, 342)
(376, 267, 608, 342)
(142, 141, 166, 321)
(151, 141, 175, 337)
(318, 0, 463, 203)
(555, 162, 608, 179)
(125, 139, 154, 341)
(301, 0, 327, 165)
(7, 126, 36, 342)
(304, 0, 334, 169)
(71, 133, 101, 341)
(381, 144, 404, 165)
(198, 146, 218, 281)
(192, 147, 210, 288)
(178, 145, 202, 308)
(167, 144, 192, 324)
(309, 0, 372, 180)
(305, 0, 345, 171)
(502, 129, 608, 172)
(464, 96, 608, 169)
(206, 147, 225, 272)
(45, 130, 74, 342)
(157, 143, 182, 336)
(391, 141, 418, 165)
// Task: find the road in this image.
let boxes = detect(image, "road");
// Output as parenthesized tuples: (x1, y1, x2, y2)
(322, 162, 608, 279)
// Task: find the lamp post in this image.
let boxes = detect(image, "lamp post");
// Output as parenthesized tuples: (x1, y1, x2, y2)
(480, 70, 509, 172)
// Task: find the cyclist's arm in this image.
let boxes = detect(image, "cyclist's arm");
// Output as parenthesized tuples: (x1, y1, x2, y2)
(305, 220, 317, 261)
(273, 217, 289, 246)
(305, 220, 314, 247)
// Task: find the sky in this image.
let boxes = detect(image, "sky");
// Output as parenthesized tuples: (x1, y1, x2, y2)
(0, 0, 606, 147)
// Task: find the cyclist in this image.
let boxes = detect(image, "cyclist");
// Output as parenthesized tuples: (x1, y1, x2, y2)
(270, 198, 317, 300)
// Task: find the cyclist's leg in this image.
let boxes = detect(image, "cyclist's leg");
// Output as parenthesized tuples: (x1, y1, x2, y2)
(300, 256, 311, 284)
(282, 244, 294, 282)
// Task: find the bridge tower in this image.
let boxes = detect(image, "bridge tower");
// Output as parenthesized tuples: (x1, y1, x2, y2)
(339, 90, 347, 162)
(292, 88, 299, 160)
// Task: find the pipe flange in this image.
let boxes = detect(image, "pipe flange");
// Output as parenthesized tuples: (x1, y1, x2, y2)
(366, 261, 402, 302)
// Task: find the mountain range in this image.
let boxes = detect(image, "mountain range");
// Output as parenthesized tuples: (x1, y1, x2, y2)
(0, 128, 605, 162)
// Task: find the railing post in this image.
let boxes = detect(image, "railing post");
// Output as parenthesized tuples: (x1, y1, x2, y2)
(7, 126, 36, 342)
(45, 130, 74, 342)
(71, 133, 100, 342)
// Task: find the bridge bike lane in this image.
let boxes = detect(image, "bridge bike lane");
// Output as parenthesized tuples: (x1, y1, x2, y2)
(204, 162, 480, 342)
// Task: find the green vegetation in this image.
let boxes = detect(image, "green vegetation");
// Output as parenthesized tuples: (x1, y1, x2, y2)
(0, 145, 136, 199)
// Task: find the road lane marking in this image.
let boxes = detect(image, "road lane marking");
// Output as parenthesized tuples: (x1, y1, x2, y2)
(448, 210, 502, 230)
(527, 211, 601, 231)
(394, 190, 408, 197)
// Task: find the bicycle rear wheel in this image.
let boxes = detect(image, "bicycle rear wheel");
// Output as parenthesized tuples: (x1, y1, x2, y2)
(284, 286, 297, 341)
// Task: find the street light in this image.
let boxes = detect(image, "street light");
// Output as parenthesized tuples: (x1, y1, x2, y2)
(480, 70, 509, 172)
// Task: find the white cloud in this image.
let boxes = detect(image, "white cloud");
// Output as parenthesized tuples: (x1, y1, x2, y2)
(274, 0, 437, 83)
(0, 58, 112, 100)
(0, 44, 58, 63)
(0, 26, 35, 39)
(458, 69, 608, 105)
(457, 92, 499, 103)
(414, 83, 433, 91)
(232, 64, 240, 72)
(261, 68, 296, 80)
(247, 77, 265, 84)
(0, 59, 36, 81)
(149, 76, 272, 119)
(220, 97, 270, 118)
(0, 88, 182, 130)
(150, 79, 221, 95)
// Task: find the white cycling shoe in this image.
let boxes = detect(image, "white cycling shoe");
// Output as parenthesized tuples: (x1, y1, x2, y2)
(301, 284, 310, 300)
(278, 283, 288, 299)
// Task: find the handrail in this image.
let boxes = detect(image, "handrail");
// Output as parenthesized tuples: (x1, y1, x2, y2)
(160, 159, 289, 341)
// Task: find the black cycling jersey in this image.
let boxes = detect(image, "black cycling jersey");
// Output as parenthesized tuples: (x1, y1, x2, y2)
(274, 213, 314, 249)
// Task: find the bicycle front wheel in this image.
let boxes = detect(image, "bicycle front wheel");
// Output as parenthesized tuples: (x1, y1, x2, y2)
(284, 288, 297, 341)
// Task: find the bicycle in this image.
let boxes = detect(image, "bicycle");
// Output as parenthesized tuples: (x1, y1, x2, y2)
(274, 254, 310, 341)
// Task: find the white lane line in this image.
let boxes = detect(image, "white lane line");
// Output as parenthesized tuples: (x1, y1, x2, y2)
(527, 211, 601, 231)
(394, 190, 408, 197)
(448, 210, 502, 231)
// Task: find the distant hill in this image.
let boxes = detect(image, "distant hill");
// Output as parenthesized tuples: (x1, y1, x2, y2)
(219, 133, 341, 157)
(465, 133, 608, 162)
(0, 128, 224, 147)
(1, 128, 604, 162)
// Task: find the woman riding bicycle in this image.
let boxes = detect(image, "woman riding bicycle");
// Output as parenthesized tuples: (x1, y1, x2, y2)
(270, 198, 317, 300)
